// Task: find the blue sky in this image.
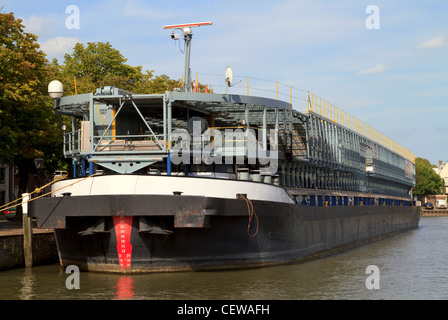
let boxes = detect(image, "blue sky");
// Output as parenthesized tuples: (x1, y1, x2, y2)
(2, 0, 448, 165)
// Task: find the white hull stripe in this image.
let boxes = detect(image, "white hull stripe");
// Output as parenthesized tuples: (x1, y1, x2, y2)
(51, 175, 294, 204)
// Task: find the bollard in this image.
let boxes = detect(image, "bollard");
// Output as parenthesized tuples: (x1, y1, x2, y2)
(22, 193, 33, 268)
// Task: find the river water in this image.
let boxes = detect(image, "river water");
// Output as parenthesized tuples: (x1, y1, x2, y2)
(1, 216, 447, 300)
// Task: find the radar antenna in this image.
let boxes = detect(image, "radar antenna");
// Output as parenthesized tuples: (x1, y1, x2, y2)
(163, 21, 212, 92)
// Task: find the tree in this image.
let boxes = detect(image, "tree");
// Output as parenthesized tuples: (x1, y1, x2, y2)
(414, 157, 443, 196)
(0, 12, 67, 218)
(52, 41, 182, 95)
(53, 41, 214, 95)
(0, 12, 210, 219)
(54, 42, 143, 94)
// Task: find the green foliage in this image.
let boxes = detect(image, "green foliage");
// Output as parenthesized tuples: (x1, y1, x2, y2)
(0, 10, 207, 201)
(53, 40, 210, 95)
(53, 42, 142, 94)
(414, 157, 444, 196)
(0, 12, 65, 181)
(53, 42, 183, 95)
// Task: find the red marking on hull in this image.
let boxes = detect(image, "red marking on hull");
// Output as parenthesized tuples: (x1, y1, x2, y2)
(113, 216, 133, 270)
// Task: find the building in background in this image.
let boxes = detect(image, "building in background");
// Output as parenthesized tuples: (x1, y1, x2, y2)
(424, 160, 448, 208)
(433, 160, 448, 195)
(0, 165, 18, 209)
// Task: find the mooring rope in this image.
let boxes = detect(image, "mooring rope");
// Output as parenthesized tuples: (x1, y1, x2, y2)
(0, 173, 101, 213)
(3, 174, 261, 239)
(0, 172, 69, 212)
(237, 194, 259, 237)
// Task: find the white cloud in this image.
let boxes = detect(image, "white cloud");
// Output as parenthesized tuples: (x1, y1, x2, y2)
(20, 14, 53, 36)
(356, 64, 386, 76)
(40, 37, 80, 57)
(417, 36, 447, 48)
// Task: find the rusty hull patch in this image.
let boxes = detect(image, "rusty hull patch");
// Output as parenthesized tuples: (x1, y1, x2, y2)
(174, 205, 212, 228)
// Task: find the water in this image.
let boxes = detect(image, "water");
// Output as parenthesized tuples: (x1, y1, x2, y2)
(1, 216, 447, 300)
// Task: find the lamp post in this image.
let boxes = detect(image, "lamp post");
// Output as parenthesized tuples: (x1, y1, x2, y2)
(34, 157, 44, 192)
(34, 157, 44, 170)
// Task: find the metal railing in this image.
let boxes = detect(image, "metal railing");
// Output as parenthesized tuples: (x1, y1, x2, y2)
(192, 72, 415, 163)
(63, 130, 80, 156)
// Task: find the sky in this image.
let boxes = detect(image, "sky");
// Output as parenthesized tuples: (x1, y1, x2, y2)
(2, 0, 448, 165)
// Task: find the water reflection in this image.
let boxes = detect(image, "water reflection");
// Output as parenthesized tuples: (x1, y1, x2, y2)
(19, 268, 35, 300)
(114, 276, 135, 300)
(1, 218, 448, 300)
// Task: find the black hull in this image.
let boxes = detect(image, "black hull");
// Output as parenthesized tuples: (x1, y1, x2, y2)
(30, 194, 420, 273)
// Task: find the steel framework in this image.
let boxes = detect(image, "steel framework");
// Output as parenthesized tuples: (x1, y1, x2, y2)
(55, 86, 415, 198)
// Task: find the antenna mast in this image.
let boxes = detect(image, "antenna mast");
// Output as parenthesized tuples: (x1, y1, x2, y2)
(163, 21, 212, 92)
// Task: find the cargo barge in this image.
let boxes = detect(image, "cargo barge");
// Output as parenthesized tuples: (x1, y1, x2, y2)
(30, 22, 420, 273)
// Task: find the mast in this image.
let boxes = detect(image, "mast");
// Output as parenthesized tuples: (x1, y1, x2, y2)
(163, 21, 212, 92)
